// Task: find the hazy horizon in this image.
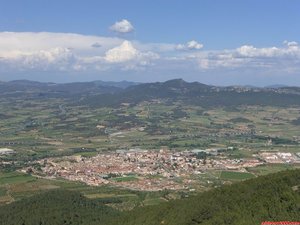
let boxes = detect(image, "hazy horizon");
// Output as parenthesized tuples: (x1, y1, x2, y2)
(0, 77, 296, 88)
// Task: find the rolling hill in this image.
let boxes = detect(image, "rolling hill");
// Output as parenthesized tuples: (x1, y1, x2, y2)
(81, 79, 300, 108)
(1, 79, 300, 108)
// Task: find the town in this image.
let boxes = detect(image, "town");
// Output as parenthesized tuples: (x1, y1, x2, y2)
(24, 148, 300, 191)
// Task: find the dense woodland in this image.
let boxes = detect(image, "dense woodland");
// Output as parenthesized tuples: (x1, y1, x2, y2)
(0, 169, 299, 225)
(0, 190, 120, 225)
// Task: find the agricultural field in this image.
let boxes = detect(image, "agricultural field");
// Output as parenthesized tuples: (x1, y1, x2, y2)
(0, 80, 300, 208)
(0, 170, 178, 209)
(1, 94, 299, 161)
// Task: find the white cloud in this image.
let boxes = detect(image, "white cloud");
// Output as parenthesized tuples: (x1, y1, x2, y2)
(0, 32, 123, 58)
(104, 41, 159, 70)
(105, 41, 138, 63)
(283, 40, 298, 47)
(0, 31, 299, 80)
(0, 32, 159, 72)
(110, 19, 134, 33)
(0, 47, 75, 72)
(176, 40, 203, 50)
(187, 40, 204, 50)
(236, 45, 281, 58)
(194, 42, 300, 70)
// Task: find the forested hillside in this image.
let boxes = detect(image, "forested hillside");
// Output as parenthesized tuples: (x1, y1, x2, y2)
(0, 190, 120, 225)
(0, 169, 299, 225)
(113, 169, 300, 225)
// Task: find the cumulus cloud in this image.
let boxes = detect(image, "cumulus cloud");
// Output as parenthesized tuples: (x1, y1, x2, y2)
(105, 41, 138, 63)
(176, 40, 203, 50)
(0, 45, 74, 70)
(0, 32, 159, 72)
(194, 42, 300, 70)
(0, 31, 299, 79)
(110, 19, 134, 33)
(236, 45, 281, 58)
(104, 41, 159, 70)
(0, 32, 123, 57)
(283, 40, 298, 47)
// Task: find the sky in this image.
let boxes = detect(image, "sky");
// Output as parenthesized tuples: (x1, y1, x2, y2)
(0, 0, 299, 86)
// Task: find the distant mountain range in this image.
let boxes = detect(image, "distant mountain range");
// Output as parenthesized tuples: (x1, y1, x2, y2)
(0, 79, 126, 98)
(78, 79, 300, 108)
(1, 79, 300, 108)
(264, 84, 290, 88)
(93, 80, 140, 89)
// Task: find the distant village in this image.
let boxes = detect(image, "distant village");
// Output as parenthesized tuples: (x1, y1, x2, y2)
(21, 148, 300, 191)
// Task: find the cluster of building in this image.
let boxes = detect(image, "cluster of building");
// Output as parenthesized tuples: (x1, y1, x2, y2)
(0, 148, 15, 155)
(28, 149, 266, 191)
(259, 152, 300, 164)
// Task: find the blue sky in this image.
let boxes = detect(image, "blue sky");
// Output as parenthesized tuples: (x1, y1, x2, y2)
(0, 0, 300, 85)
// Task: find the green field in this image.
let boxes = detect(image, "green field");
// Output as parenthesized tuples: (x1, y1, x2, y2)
(247, 164, 299, 176)
(1, 82, 300, 208)
(0, 172, 37, 185)
(111, 176, 138, 182)
(0, 187, 6, 196)
(220, 171, 256, 180)
(0, 171, 174, 209)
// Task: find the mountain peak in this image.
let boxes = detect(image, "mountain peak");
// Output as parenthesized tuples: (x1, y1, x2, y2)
(162, 79, 189, 88)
